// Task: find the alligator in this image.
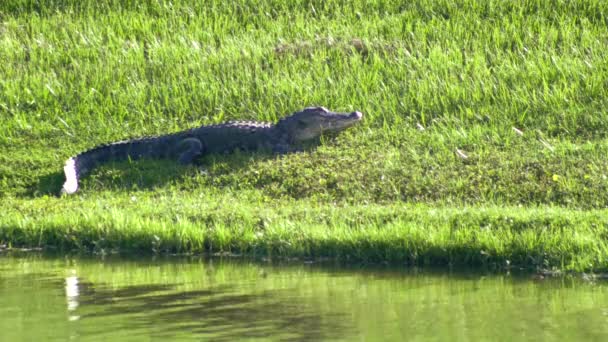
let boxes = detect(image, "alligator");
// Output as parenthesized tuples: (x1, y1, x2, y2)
(61, 106, 363, 194)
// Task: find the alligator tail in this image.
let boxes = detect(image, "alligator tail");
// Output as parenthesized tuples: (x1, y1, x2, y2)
(61, 137, 170, 195)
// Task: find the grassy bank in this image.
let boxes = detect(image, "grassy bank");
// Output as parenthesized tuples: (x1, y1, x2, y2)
(2, 193, 608, 272)
(1, 0, 608, 271)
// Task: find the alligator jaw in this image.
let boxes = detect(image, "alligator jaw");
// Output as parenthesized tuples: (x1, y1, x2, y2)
(278, 106, 364, 143)
(324, 110, 363, 131)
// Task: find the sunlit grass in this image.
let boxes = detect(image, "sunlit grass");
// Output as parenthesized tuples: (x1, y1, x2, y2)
(2, 193, 608, 272)
(1, 0, 608, 270)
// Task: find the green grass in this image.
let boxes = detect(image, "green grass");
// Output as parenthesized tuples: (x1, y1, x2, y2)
(1, 0, 608, 271)
(3, 193, 608, 272)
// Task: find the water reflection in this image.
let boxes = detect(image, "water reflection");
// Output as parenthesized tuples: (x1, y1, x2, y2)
(1, 254, 608, 341)
(59, 272, 350, 340)
(65, 271, 80, 321)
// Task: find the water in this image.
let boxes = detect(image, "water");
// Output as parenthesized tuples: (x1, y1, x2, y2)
(1, 253, 607, 341)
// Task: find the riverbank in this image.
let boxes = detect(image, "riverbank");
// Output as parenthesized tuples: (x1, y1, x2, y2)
(2, 192, 607, 272)
(1, 1, 608, 272)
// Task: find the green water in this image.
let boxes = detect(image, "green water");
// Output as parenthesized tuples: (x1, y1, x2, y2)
(1, 254, 607, 341)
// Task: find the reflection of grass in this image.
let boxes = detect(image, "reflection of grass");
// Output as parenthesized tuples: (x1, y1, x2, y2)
(3, 255, 608, 340)
(1, 1, 608, 271)
(74, 282, 349, 341)
(0, 256, 352, 341)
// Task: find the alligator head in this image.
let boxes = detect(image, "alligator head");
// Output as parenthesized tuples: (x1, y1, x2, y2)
(276, 106, 363, 143)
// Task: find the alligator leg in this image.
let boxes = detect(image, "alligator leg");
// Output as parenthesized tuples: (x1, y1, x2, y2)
(272, 143, 291, 155)
(177, 137, 205, 164)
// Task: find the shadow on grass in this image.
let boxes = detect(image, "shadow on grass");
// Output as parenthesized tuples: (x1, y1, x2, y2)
(31, 171, 66, 197)
(26, 152, 275, 198)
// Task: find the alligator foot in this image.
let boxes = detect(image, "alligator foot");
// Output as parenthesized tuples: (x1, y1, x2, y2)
(177, 138, 205, 164)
